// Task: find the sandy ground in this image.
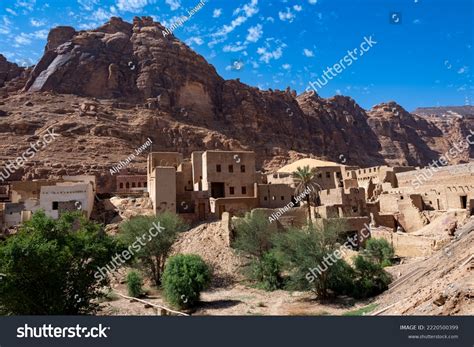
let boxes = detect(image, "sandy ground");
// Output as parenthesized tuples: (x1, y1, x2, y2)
(98, 210, 472, 316)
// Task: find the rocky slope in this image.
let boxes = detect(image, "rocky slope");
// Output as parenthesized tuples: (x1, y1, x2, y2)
(0, 17, 472, 192)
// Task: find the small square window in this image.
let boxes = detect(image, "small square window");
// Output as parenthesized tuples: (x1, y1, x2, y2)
(52, 202, 59, 210)
(241, 186, 247, 194)
(326, 172, 331, 178)
(241, 165, 246, 173)
(281, 196, 284, 200)
(216, 164, 221, 172)
(132, 182, 136, 188)
(229, 165, 234, 173)
(264, 196, 268, 201)
(230, 187, 235, 195)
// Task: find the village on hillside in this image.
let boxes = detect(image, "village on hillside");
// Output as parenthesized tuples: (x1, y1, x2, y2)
(1, 150, 472, 315)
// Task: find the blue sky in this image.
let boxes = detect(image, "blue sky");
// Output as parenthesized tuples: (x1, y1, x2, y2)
(0, 0, 472, 111)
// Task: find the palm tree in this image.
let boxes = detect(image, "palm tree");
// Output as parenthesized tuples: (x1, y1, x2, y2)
(292, 165, 322, 225)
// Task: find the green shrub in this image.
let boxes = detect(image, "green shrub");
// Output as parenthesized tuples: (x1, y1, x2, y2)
(0, 210, 121, 315)
(127, 271, 143, 298)
(250, 252, 284, 291)
(233, 211, 273, 258)
(272, 222, 351, 299)
(119, 212, 188, 286)
(162, 254, 211, 309)
(362, 238, 394, 267)
(351, 255, 392, 299)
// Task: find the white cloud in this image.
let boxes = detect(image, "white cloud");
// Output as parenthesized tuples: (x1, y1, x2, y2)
(6, 8, 18, 16)
(15, 33, 32, 45)
(246, 24, 263, 43)
(116, 0, 153, 12)
(186, 36, 204, 46)
(293, 5, 302, 12)
(15, 0, 36, 12)
(209, 0, 258, 46)
(278, 8, 295, 22)
(266, 16, 274, 22)
(93, 7, 115, 21)
(223, 43, 246, 52)
(31, 29, 48, 39)
(282, 63, 291, 70)
(257, 43, 286, 63)
(165, 0, 181, 11)
(213, 8, 222, 18)
(0, 16, 12, 35)
(457, 66, 469, 74)
(308, 0, 318, 4)
(303, 48, 314, 57)
(77, 0, 99, 11)
(30, 18, 46, 27)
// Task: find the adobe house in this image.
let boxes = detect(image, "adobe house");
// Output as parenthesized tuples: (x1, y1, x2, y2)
(148, 150, 259, 219)
(267, 158, 348, 190)
(0, 176, 96, 229)
(314, 187, 370, 248)
(116, 174, 148, 194)
(396, 164, 474, 212)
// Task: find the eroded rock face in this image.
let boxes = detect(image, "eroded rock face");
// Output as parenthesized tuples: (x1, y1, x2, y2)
(0, 54, 24, 88)
(0, 17, 473, 191)
(366, 102, 461, 166)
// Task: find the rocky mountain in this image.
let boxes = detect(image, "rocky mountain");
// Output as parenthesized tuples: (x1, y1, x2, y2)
(413, 105, 474, 118)
(0, 17, 472, 192)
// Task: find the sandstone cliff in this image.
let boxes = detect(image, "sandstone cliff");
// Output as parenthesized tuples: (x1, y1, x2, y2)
(0, 17, 472, 192)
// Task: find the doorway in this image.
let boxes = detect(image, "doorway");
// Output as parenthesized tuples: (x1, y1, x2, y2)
(211, 182, 225, 198)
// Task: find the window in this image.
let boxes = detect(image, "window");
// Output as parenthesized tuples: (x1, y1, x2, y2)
(229, 187, 235, 195)
(119, 183, 124, 189)
(52, 202, 59, 210)
(241, 165, 246, 173)
(264, 196, 268, 201)
(144, 182, 147, 188)
(228, 165, 233, 173)
(281, 196, 284, 200)
(126, 182, 130, 188)
(317, 173, 322, 179)
(241, 186, 247, 194)
(216, 164, 221, 172)
(326, 172, 330, 178)
(132, 182, 136, 188)
(138, 182, 142, 187)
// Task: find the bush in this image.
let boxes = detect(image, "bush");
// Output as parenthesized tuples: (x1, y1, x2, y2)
(127, 271, 143, 298)
(273, 222, 350, 299)
(161, 254, 211, 309)
(250, 252, 284, 291)
(351, 255, 392, 299)
(233, 211, 273, 258)
(0, 211, 121, 315)
(119, 212, 188, 286)
(362, 238, 394, 267)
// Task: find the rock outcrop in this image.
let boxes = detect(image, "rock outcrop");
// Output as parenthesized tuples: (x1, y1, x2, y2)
(0, 17, 473, 191)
